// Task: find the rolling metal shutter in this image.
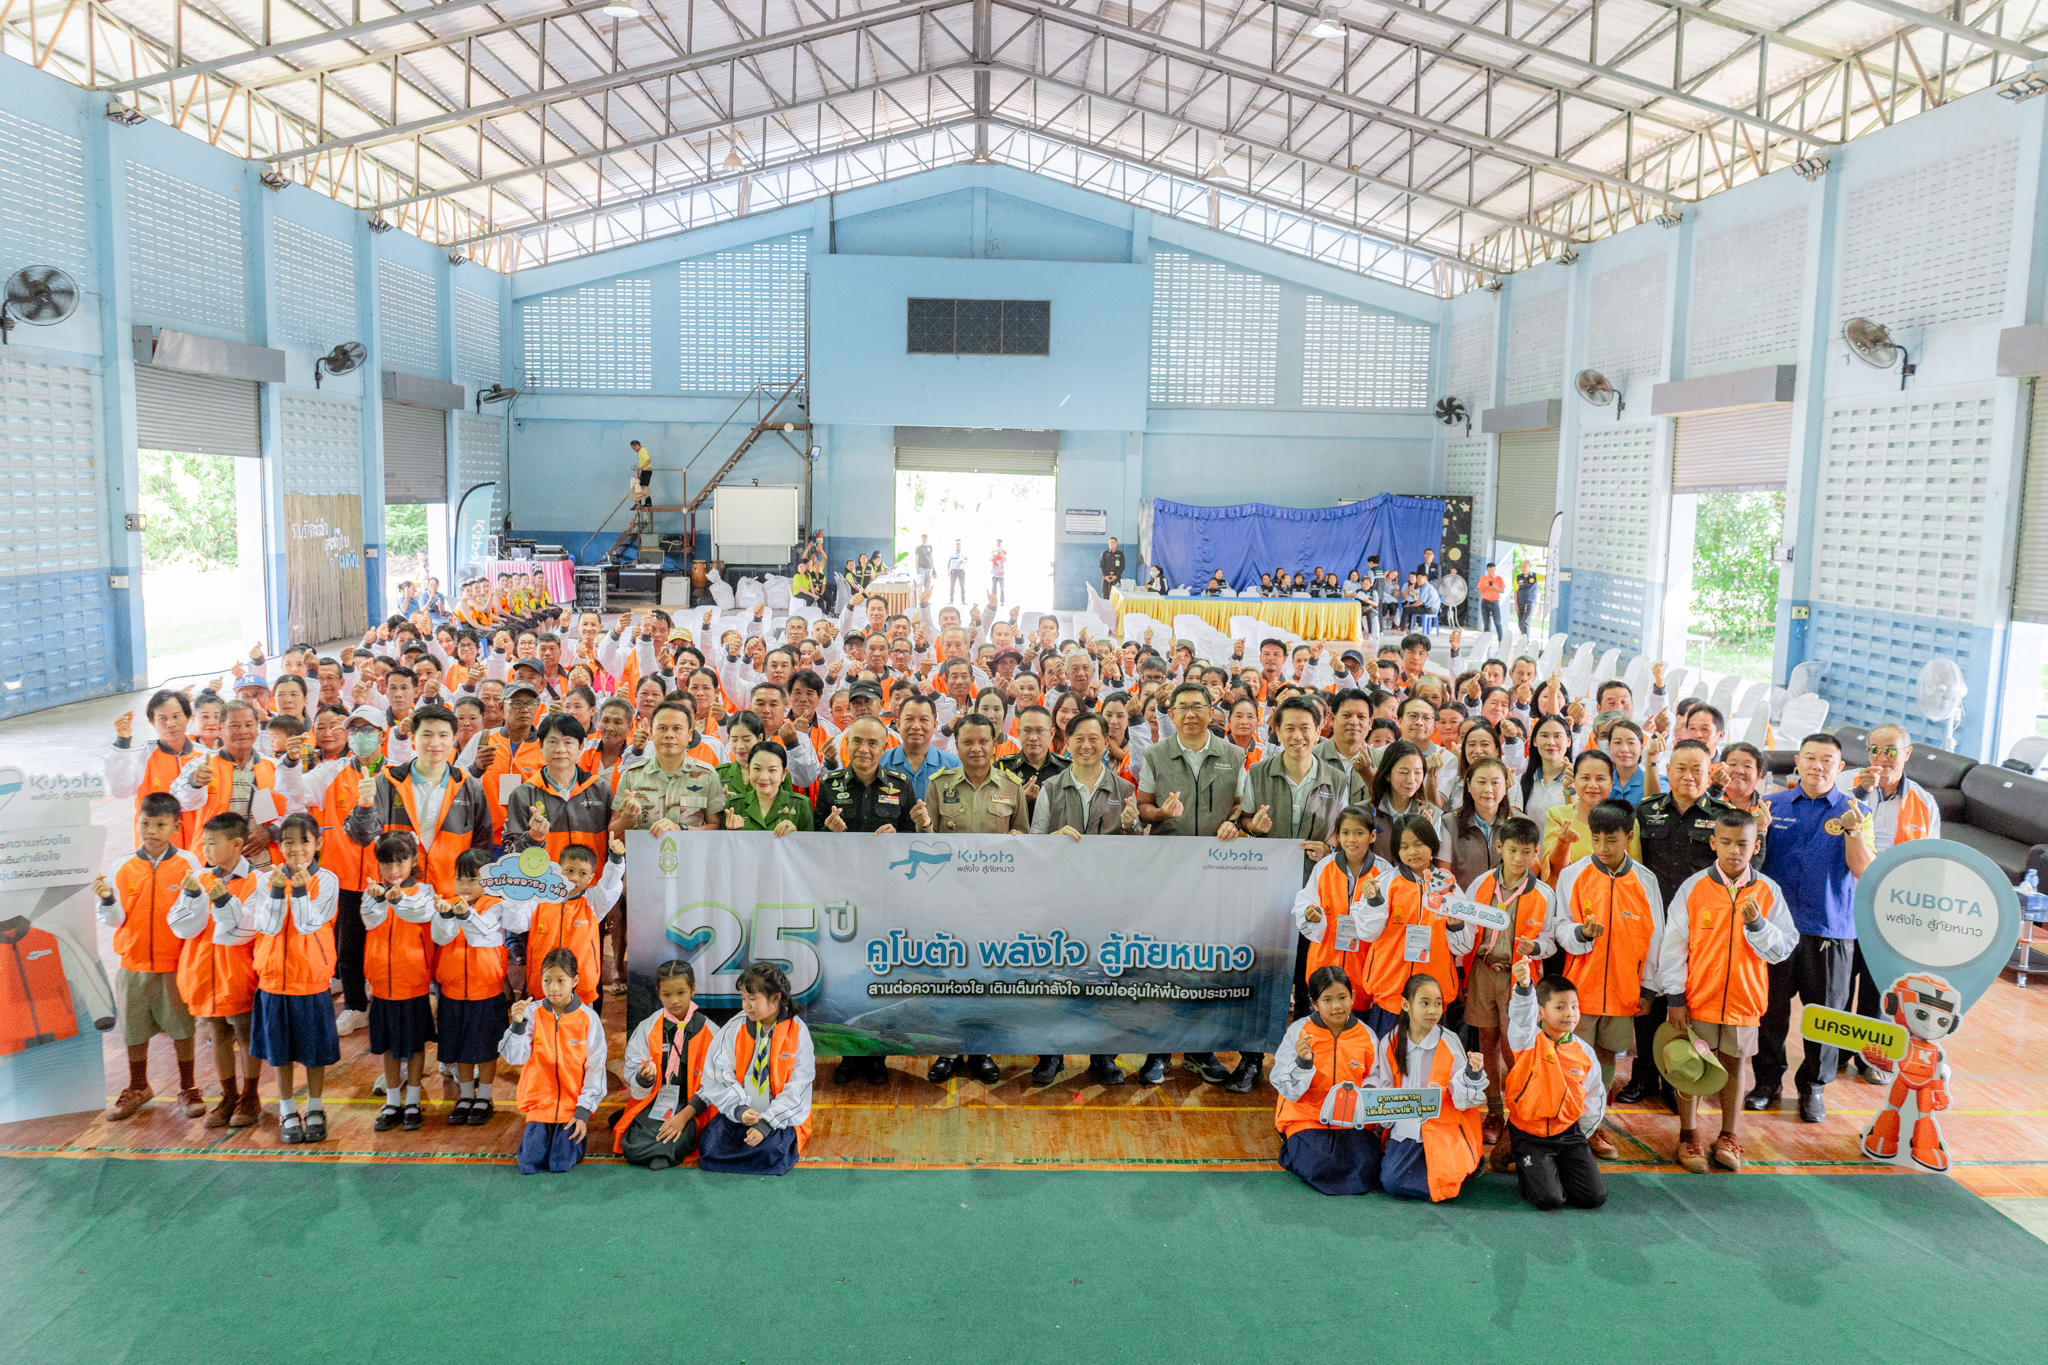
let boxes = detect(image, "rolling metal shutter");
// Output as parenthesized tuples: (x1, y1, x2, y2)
(893, 447, 1057, 475)
(2015, 381, 2048, 625)
(1672, 405, 1794, 492)
(133, 366, 260, 457)
(382, 400, 448, 504)
(1494, 428, 1560, 544)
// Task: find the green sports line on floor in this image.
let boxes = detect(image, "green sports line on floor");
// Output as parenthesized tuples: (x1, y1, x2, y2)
(1, 1160, 2037, 1364)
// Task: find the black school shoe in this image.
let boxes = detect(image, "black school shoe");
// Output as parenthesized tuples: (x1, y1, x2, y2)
(1031, 1055, 1065, 1087)
(374, 1104, 403, 1132)
(402, 1103, 424, 1131)
(468, 1099, 495, 1125)
(865, 1056, 891, 1085)
(927, 1056, 958, 1084)
(1089, 1055, 1127, 1086)
(1224, 1054, 1263, 1094)
(303, 1110, 328, 1143)
(966, 1055, 1001, 1085)
(449, 1098, 476, 1126)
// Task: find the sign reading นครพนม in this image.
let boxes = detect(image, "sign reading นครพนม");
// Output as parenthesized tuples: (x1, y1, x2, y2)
(1830, 840, 2023, 1176)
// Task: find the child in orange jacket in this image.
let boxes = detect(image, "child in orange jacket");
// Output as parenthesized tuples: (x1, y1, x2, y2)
(617, 959, 718, 1169)
(362, 831, 438, 1133)
(166, 812, 262, 1128)
(247, 813, 341, 1144)
(431, 848, 511, 1127)
(1270, 965, 1384, 1195)
(1368, 973, 1489, 1202)
(499, 839, 624, 1006)
(93, 792, 203, 1122)
(500, 948, 607, 1174)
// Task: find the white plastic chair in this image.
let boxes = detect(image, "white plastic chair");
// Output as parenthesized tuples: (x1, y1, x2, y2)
(1592, 648, 1622, 689)
(1562, 642, 1598, 695)
(1731, 706, 1771, 747)
(1708, 673, 1741, 715)
(1780, 693, 1830, 737)
(1084, 583, 1118, 630)
(2005, 735, 2048, 776)
(1684, 673, 1712, 701)
(1789, 661, 1827, 697)
(1732, 680, 1772, 722)
(1620, 655, 1651, 704)
(1662, 666, 1689, 699)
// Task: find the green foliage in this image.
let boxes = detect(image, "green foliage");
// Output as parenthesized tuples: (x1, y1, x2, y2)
(138, 449, 237, 568)
(1690, 491, 1783, 646)
(385, 502, 430, 557)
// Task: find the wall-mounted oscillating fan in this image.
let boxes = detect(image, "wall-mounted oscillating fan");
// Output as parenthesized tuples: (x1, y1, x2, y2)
(1, 265, 79, 342)
(1916, 657, 1967, 751)
(1844, 317, 1916, 390)
(315, 341, 367, 388)
(1434, 396, 1470, 433)
(1575, 368, 1623, 416)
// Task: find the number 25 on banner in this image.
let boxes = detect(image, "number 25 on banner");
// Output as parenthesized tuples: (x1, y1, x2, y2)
(666, 901, 823, 1006)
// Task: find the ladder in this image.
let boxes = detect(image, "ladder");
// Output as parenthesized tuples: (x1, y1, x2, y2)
(685, 370, 807, 516)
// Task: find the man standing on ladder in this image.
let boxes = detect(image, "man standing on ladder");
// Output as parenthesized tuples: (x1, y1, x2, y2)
(630, 440, 653, 513)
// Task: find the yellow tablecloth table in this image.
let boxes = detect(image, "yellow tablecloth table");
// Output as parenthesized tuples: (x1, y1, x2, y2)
(1110, 592, 1363, 643)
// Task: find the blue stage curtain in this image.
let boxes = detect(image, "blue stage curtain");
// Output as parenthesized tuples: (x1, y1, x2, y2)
(1148, 496, 1446, 592)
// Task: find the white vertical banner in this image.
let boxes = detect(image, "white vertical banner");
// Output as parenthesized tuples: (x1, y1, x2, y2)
(0, 766, 114, 1124)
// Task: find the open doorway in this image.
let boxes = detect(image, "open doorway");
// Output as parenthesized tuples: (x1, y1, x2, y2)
(1668, 490, 1784, 680)
(1494, 541, 1551, 639)
(895, 470, 1056, 613)
(383, 503, 450, 617)
(137, 448, 265, 683)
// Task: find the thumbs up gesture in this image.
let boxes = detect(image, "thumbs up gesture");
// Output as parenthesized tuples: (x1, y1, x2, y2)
(1513, 956, 1532, 988)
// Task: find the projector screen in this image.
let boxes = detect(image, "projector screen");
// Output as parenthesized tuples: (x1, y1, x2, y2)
(712, 485, 801, 558)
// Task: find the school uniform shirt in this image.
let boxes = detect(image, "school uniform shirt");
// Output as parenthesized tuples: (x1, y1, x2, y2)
(1503, 984, 1605, 1138)
(1292, 853, 1396, 1000)
(430, 897, 509, 1001)
(165, 862, 261, 1017)
(700, 1014, 815, 1149)
(360, 882, 438, 1001)
(244, 869, 341, 996)
(501, 1000, 608, 1125)
(100, 845, 205, 973)
(1270, 1014, 1380, 1137)
(1657, 866, 1798, 1027)
(1550, 855, 1667, 1018)
(498, 853, 625, 1005)
(1758, 786, 1861, 940)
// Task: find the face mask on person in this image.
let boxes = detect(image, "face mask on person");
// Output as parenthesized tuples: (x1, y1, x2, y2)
(350, 730, 383, 759)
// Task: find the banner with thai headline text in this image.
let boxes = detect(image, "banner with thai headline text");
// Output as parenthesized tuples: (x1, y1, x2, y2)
(623, 830, 1297, 1057)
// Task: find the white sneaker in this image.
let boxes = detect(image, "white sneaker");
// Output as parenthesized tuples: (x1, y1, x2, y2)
(335, 1009, 369, 1035)
(372, 1077, 386, 1096)
(438, 1062, 455, 1079)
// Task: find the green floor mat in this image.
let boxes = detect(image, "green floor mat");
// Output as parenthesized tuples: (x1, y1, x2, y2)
(1, 1159, 2037, 1363)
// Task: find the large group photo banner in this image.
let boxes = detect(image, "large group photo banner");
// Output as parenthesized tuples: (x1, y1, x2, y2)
(623, 832, 1298, 1056)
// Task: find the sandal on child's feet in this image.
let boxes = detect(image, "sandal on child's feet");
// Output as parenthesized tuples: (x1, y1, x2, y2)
(374, 1104, 402, 1132)
(401, 1103, 423, 1132)
(449, 1097, 476, 1125)
(280, 1113, 306, 1146)
(303, 1111, 328, 1143)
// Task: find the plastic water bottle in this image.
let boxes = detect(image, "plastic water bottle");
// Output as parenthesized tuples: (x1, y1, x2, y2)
(2023, 869, 2048, 924)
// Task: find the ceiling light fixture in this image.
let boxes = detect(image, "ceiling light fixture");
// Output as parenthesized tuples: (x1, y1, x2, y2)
(1997, 60, 2048, 101)
(1653, 210, 1683, 227)
(259, 168, 290, 191)
(601, 1, 641, 17)
(723, 143, 745, 171)
(1792, 154, 1830, 181)
(1312, 5, 1345, 39)
(1203, 137, 1230, 180)
(366, 213, 395, 233)
(104, 100, 146, 126)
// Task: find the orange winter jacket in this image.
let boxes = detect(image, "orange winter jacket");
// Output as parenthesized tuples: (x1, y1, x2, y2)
(1553, 856, 1664, 1018)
